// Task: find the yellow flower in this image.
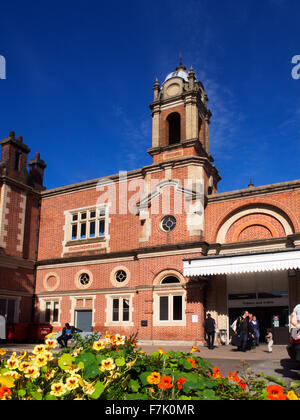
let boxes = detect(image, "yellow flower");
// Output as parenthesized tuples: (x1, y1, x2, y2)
(24, 366, 40, 379)
(18, 351, 27, 360)
(0, 349, 6, 356)
(191, 346, 200, 353)
(45, 370, 56, 380)
(34, 355, 48, 368)
(147, 372, 161, 385)
(92, 340, 105, 351)
(6, 358, 19, 370)
(82, 380, 96, 395)
(45, 339, 58, 349)
(32, 345, 46, 355)
(99, 358, 116, 372)
(50, 382, 67, 397)
(4, 371, 21, 380)
(19, 361, 31, 372)
(158, 348, 167, 355)
(104, 337, 111, 346)
(66, 375, 80, 391)
(115, 334, 125, 346)
(287, 390, 299, 400)
(43, 351, 54, 362)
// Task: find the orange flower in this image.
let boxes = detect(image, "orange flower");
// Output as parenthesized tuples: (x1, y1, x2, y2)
(212, 366, 222, 379)
(158, 376, 173, 390)
(186, 358, 197, 369)
(147, 372, 161, 385)
(228, 371, 246, 390)
(266, 385, 287, 401)
(0, 386, 12, 400)
(176, 376, 186, 390)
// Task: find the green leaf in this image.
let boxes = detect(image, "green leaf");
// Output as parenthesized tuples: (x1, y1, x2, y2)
(90, 381, 105, 400)
(58, 354, 75, 371)
(115, 357, 125, 367)
(126, 393, 149, 400)
(76, 352, 99, 380)
(290, 380, 300, 390)
(31, 391, 43, 401)
(45, 393, 58, 401)
(265, 376, 286, 388)
(18, 389, 26, 397)
(128, 379, 140, 393)
(139, 372, 155, 386)
(182, 360, 193, 370)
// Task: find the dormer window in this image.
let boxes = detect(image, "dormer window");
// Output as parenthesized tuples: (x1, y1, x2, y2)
(167, 112, 181, 145)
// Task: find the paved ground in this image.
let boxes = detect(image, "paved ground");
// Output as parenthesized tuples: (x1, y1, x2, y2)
(1, 342, 300, 385)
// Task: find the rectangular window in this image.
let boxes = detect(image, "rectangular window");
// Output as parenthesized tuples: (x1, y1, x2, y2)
(173, 296, 183, 321)
(159, 296, 169, 321)
(0, 299, 16, 323)
(44, 301, 60, 324)
(80, 223, 86, 239)
(69, 207, 106, 241)
(112, 299, 119, 322)
(123, 299, 130, 322)
(106, 295, 133, 326)
(53, 302, 59, 323)
(155, 292, 185, 326)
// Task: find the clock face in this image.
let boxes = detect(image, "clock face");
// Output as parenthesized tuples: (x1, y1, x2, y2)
(166, 83, 180, 97)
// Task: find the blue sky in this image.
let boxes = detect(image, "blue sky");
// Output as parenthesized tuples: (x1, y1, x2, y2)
(0, 0, 299, 192)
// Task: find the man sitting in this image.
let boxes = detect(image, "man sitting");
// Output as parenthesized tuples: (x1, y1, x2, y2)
(57, 323, 82, 348)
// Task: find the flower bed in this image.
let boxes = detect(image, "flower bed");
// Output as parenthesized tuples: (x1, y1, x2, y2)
(0, 333, 299, 400)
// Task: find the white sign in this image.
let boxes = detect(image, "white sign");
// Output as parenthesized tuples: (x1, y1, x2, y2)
(192, 315, 198, 323)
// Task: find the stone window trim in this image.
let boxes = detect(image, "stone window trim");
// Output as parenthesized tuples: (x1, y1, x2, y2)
(43, 272, 60, 292)
(39, 297, 62, 326)
(69, 295, 96, 328)
(64, 204, 110, 244)
(105, 293, 134, 327)
(153, 290, 186, 327)
(153, 269, 186, 286)
(75, 269, 94, 290)
(160, 215, 177, 232)
(110, 266, 131, 288)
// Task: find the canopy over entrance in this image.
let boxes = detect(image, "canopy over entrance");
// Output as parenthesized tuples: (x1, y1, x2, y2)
(183, 249, 300, 277)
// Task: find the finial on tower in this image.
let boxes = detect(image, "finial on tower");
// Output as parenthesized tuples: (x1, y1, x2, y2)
(176, 52, 186, 71)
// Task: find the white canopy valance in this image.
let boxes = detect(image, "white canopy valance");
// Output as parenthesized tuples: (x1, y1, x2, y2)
(183, 249, 300, 277)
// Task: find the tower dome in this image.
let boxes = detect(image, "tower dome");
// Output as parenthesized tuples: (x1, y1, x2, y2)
(164, 64, 189, 83)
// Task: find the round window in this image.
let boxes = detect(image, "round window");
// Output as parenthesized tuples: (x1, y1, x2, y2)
(115, 270, 127, 283)
(79, 273, 90, 287)
(161, 215, 177, 232)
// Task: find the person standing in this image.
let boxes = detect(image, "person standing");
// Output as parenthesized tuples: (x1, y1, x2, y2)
(237, 311, 254, 352)
(250, 315, 260, 346)
(291, 304, 300, 328)
(203, 313, 216, 350)
(266, 329, 273, 353)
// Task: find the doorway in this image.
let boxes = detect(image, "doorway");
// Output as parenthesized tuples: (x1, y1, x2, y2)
(229, 306, 289, 345)
(75, 310, 93, 332)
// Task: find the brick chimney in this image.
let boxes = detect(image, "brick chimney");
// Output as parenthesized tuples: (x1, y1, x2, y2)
(0, 131, 31, 183)
(28, 152, 47, 190)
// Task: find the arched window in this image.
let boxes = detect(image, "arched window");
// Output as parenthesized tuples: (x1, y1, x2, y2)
(161, 276, 181, 285)
(167, 112, 181, 145)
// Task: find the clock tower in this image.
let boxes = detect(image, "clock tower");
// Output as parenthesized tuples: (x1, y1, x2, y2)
(148, 61, 220, 194)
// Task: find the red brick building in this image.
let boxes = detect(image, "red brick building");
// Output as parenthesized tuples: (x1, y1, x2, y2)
(1, 63, 300, 344)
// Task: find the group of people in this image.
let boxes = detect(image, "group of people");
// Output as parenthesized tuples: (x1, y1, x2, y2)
(231, 311, 270, 353)
(203, 311, 273, 353)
